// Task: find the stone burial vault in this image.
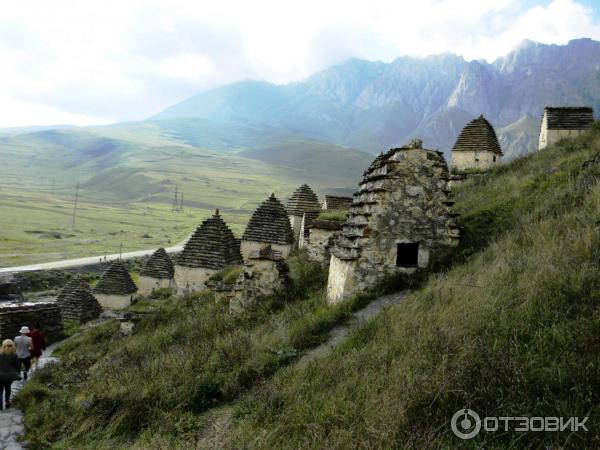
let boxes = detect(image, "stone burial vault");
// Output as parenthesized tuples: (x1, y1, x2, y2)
(138, 247, 175, 297)
(327, 139, 460, 304)
(174, 209, 243, 295)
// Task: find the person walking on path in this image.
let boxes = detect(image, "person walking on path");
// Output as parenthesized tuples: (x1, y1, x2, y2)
(0, 340, 21, 409)
(27, 323, 46, 369)
(14, 327, 32, 381)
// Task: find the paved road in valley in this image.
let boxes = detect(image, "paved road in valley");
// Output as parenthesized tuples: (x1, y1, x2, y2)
(0, 242, 187, 274)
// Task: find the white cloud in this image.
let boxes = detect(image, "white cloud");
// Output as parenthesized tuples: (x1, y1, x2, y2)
(0, 0, 598, 127)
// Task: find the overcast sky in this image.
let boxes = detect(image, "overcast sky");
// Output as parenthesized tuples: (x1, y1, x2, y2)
(1, 0, 599, 127)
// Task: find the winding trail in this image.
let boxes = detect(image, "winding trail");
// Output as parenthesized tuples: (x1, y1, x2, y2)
(0, 342, 61, 449)
(296, 289, 411, 368)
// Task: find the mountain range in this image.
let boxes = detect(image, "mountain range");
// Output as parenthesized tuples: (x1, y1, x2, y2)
(154, 38, 600, 160)
(1, 38, 599, 208)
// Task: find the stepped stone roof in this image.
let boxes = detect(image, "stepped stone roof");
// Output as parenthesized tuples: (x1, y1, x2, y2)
(303, 210, 320, 238)
(93, 260, 138, 295)
(140, 248, 174, 279)
(242, 194, 294, 245)
(286, 184, 320, 216)
(56, 276, 103, 322)
(177, 209, 243, 269)
(544, 106, 594, 130)
(452, 115, 503, 156)
(332, 139, 457, 262)
(323, 195, 353, 210)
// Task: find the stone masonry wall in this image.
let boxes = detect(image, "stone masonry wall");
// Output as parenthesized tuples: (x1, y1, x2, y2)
(327, 142, 460, 304)
(229, 259, 289, 313)
(240, 241, 291, 261)
(138, 276, 173, 297)
(306, 227, 338, 265)
(173, 265, 216, 296)
(0, 302, 63, 341)
(95, 293, 135, 310)
(540, 128, 588, 150)
(451, 151, 501, 171)
(289, 215, 303, 248)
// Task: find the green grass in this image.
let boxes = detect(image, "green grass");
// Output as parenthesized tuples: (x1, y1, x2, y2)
(317, 210, 347, 221)
(15, 252, 386, 448)
(201, 125, 600, 449)
(209, 266, 243, 285)
(0, 121, 367, 267)
(14, 126, 600, 448)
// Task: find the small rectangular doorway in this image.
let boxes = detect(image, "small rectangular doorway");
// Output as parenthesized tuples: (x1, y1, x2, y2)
(396, 242, 419, 267)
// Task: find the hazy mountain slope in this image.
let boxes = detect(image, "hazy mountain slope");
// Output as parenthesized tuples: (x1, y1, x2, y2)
(0, 122, 371, 205)
(154, 39, 600, 159)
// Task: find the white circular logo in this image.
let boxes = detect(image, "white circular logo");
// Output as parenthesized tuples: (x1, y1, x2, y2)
(451, 409, 481, 439)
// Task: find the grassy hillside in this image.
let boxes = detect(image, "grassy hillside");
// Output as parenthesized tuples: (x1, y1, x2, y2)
(15, 126, 600, 448)
(0, 120, 370, 267)
(214, 126, 600, 449)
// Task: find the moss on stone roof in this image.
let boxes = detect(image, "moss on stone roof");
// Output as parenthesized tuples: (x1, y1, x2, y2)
(323, 195, 353, 210)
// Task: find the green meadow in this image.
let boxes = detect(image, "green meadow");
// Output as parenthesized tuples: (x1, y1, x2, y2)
(0, 118, 372, 267)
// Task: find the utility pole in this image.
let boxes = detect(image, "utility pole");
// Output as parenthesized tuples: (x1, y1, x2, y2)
(119, 242, 123, 260)
(70, 181, 79, 230)
(171, 184, 179, 212)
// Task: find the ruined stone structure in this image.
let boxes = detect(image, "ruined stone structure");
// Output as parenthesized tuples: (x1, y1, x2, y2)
(93, 260, 138, 310)
(327, 139, 460, 304)
(174, 210, 243, 295)
(305, 218, 344, 265)
(321, 195, 353, 210)
(56, 276, 103, 323)
(298, 210, 320, 249)
(538, 106, 594, 150)
(138, 248, 175, 296)
(0, 302, 63, 341)
(229, 245, 290, 313)
(451, 115, 502, 172)
(241, 194, 294, 260)
(286, 184, 320, 246)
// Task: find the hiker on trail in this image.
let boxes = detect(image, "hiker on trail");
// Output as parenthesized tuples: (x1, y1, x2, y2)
(0, 339, 20, 409)
(14, 326, 33, 381)
(27, 323, 46, 369)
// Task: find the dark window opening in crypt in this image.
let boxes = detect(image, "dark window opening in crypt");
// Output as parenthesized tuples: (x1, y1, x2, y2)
(396, 242, 419, 267)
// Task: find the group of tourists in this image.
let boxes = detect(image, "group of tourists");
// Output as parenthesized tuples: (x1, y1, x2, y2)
(0, 324, 46, 409)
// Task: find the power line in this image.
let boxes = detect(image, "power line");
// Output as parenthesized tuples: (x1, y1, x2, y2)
(171, 184, 184, 212)
(70, 181, 79, 230)
(171, 184, 178, 212)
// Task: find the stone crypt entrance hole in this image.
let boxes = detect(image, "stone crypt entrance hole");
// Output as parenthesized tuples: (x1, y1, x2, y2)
(396, 242, 419, 267)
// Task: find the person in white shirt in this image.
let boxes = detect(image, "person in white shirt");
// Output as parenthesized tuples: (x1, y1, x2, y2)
(14, 326, 33, 380)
